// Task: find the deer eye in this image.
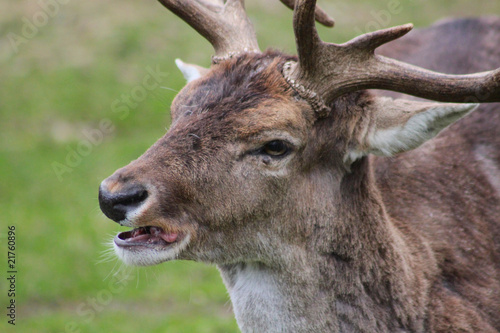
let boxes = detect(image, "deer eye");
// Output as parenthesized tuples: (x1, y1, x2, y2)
(261, 140, 289, 157)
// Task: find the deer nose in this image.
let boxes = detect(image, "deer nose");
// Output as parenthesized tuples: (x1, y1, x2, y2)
(98, 183, 149, 223)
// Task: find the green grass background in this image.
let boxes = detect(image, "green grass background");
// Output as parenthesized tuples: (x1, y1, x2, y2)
(1, 0, 499, 332)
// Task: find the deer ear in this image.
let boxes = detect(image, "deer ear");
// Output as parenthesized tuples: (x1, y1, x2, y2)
(175, 59, 208, 83)
(345, 97, 477, 163)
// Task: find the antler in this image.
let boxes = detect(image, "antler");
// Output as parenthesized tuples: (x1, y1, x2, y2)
(283, 0, 500, 116)
(157, 0, 259, 61)
(279, 0, 334, 27)
(158, 0, 334, 62)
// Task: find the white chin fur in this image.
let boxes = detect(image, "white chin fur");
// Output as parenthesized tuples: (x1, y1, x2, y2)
(113, 234, 191, 266)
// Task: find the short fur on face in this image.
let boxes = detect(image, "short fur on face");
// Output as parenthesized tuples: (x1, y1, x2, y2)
(100, 17, 500, 330)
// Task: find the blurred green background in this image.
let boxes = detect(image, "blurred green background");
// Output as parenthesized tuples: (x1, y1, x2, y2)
(1, 0, 499, 332)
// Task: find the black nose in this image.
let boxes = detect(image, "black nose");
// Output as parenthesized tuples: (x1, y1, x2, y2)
(99, 184, 148, 223)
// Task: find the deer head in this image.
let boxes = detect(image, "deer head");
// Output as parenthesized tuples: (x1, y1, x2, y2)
(99, 0, 500, 271)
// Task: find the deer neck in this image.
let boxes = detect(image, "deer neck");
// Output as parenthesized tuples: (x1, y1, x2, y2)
(218, 157, 432, 333)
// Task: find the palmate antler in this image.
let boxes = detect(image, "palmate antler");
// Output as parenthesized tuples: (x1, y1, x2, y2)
(158, 0, 500, 116)
(284, 0, 500, 116)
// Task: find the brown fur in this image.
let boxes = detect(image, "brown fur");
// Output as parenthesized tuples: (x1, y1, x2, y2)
(374, 17, 500, 331)
(101, 18, 500, 332)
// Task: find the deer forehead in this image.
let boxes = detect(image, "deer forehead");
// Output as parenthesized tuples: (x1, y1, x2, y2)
(231, 100, 310, 140)
(167, 98, 310, 149)
(170, 53, 311, 140)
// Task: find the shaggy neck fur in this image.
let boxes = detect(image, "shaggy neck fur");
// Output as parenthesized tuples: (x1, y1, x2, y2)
(218, 157, 434, 333)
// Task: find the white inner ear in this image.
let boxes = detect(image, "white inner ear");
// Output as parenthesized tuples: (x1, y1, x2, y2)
(175, 59, 204, 83)
(369, 103, 477, 156)
(345, 98, 478, 164)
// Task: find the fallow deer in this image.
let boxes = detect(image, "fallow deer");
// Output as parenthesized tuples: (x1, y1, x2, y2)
(98, 0, 500, 331)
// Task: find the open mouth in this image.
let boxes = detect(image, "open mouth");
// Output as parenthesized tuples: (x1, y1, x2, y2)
(114, 226, 181, 248)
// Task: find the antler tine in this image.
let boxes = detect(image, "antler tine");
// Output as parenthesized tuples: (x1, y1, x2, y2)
(158, 0, 259, 60)
(284, 0, 500, 117)
(355, 54, 500, 104)
(279, 0, 334, 27)
(347, 23, 413, 51)
(290, 0, 323, 71)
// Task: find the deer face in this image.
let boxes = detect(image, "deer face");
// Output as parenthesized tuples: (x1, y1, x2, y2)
(100, 50, 480, 266)
(99, 53, 320, 266)
(99, 0, 493, 270)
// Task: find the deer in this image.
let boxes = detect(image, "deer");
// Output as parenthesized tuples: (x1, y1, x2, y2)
(98, 0, 500, 332)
